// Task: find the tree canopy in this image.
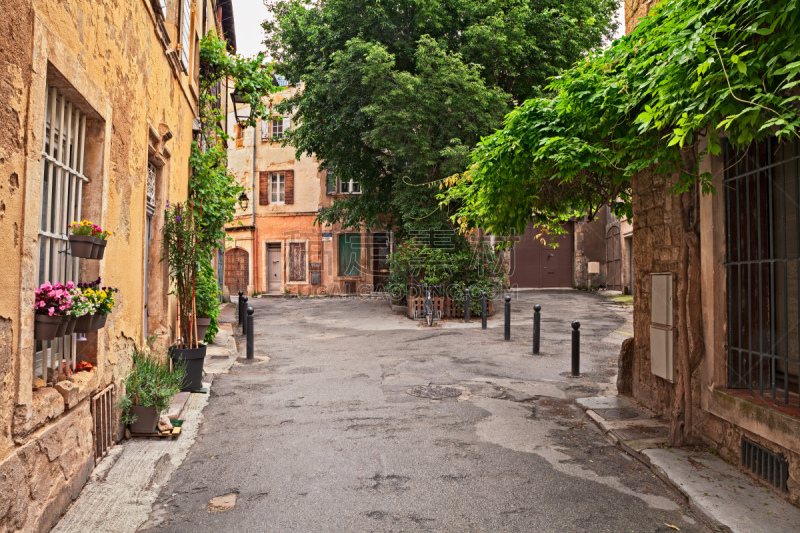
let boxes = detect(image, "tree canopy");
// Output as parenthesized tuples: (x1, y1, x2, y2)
(263, 0, 618, 238)
(441, 0, 800, 238)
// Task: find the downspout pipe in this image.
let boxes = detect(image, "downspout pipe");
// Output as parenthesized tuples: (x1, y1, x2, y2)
(252, 117, 258, 292)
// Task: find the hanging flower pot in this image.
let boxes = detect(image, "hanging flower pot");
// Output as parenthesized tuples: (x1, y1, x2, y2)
(68, 235, 95, 258)
(95, 238, 107, 259)
(64, 316, 78, 336)
(74, 313, 95, 333)
(93, 313, 107, 331)
(54, 315, 68, 337)
(34, 315, 62, 341)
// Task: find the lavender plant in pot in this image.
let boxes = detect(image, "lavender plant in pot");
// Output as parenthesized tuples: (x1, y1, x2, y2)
(162, 201, 207, 391)
(118, 339, 186, 434)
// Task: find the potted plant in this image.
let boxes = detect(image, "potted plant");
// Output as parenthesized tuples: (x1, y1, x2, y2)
(162, 201, 207, 391)
(195, 259, 221, 344)
(92, 224, 112, 259)
(118, 340, 186, 434)
(91, 283, 117, 330)
(64, 281, 89, 335)
(34, 282, 72, 340)
(74, 277, 115, 333)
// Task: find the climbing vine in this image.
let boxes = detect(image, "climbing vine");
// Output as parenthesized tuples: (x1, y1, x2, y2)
(440, 0, 800, 445)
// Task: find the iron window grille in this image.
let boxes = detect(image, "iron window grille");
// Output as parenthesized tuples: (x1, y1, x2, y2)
(725, 137, 800, 406)
(36, 85, 89, 383)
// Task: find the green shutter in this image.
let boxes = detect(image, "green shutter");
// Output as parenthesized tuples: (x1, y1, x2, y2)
(338, 233, 361, 277)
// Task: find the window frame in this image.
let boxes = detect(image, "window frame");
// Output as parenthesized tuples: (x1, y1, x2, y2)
(270, 172, 285, 204)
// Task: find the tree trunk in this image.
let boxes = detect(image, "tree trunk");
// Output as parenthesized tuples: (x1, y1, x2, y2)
(670, 149, 705, 446)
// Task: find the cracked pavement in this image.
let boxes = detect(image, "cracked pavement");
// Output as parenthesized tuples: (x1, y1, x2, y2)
(143, 290, 708, 532)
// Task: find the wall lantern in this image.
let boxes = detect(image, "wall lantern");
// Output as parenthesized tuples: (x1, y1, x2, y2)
(230, 88, 252, 127)
(238, 191, 249, 211)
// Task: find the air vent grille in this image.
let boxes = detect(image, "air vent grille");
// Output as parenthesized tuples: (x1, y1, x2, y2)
(741, 437, 788, 491)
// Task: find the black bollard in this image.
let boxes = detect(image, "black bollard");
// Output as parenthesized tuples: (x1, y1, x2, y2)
(571, 321, 580, 376)
(481, 292, 487, 330)
(464, 289, 470, 323)
(238, 291, 244, 325)
(533, 304, 541, 354)
(246, 307, 255, 360)
(504, 295, 511, 341)
(241, 295, 249, 335)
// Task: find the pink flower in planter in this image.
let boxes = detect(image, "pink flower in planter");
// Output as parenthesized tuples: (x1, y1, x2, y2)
(47, 307, 55, 316)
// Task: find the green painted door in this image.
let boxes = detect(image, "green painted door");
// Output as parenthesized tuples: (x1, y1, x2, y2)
(338, 233, 361, 277)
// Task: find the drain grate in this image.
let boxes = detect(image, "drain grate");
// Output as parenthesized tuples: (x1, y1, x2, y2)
(741, 437, 788, 491)
(406, 385, 462, 399)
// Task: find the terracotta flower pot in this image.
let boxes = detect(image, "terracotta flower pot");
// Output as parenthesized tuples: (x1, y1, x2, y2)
(68, 235, 95, 258)
(34, 314, 62, 341)
(129, 405, 159, 434)
(170, 344, 207, 392)
(196, 317, 212, 342)
(55, 316, 68, 337)
(94, 238, 107, 259)
(74, 313, 95, 333)
(64, 316, 78, 336)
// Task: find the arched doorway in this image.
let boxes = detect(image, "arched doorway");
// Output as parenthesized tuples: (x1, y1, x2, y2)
(225, 248, 249, 294)
(606, 226, 621, 290)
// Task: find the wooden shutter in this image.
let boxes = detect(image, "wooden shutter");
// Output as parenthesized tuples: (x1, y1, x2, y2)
(326, 170, 337, 195)
(259, 171, 269, 205)
(260, 119, 269, 141)
(289, 243, 306, 281)
(180, 0, 191, 73)
(285, 169, 294, 204)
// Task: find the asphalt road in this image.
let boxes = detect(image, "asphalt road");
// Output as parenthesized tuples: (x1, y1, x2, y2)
(144, 291, 708, 533)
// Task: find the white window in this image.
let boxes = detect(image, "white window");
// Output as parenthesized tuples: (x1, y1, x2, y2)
(341, 178, 361, 194)
(36, 85, 89, 382)
(271, 172, 285, 204)
(325, 169, 361, 195)
(271, 117, 290, 139)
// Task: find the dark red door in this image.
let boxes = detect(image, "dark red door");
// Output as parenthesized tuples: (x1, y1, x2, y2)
(224, 248, 249, 294)
(509, 223, 574, 288)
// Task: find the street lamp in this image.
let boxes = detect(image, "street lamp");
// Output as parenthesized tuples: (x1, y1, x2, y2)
(238, 190, 249, 211)
(230, 88, 252, 127)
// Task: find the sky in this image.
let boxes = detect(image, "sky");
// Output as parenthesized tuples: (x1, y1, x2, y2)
(232, 0, 627, 58)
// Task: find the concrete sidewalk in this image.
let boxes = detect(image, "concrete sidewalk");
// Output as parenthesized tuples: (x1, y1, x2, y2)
(578, 396, 800, 533)
(52, 320, 239, 533)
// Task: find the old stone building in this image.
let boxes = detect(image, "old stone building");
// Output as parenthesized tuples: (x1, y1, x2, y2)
(224, 82, 392, 297)
(0, 1, 235, 530)
(624, 2, 800, 505)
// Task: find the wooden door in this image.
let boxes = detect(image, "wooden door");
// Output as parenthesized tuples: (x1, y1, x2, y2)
(267, 244, 282, 293)
(509, 223, 574, 288)
(372, 232, 390, 291)
(606, 226, 622, 290)
(224, 248, 249, 294)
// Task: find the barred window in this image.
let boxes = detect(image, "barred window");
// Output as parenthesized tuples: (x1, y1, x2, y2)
(36, 85, 89, 382)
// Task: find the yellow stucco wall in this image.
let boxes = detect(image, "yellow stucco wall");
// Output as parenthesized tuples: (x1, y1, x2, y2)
(0, 1, 229, 529)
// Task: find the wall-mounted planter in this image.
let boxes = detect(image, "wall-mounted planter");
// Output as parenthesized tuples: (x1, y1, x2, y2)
(54, 316, 68, 337)
(68, 235, 95, 258)
(34, 315, 62, 341)
(75, 313, 96, 333)
(64, 316, 78, 336)
(93, 313, 107, 331)
(95, 239, 107, 259)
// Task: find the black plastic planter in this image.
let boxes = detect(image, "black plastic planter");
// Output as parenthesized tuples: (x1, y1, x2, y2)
(169, 344, 207, 392)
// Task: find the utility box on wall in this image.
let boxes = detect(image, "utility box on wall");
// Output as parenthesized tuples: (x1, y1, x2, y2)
(650, 273, 674, 382)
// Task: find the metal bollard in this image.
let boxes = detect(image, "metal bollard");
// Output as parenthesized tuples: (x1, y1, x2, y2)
(481, 292, 487, 330)
(246, 307, 254, 360)
(571, 321, 580, 376)
(533, 304, 541, 354)
(504, 295, 511, 341)
(238, 291, 244, 325)
(464, 289, 470, 323)
(241, 295, 249, 335)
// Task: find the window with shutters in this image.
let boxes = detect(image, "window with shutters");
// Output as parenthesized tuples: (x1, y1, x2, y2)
(179, 0, 191, 73)
(271, 117, 290, 139)
(271, 172, 285, 204)
(35, 85, 89, 383)
(338, 233, 362, 277)
(289, 242, 307, 282)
